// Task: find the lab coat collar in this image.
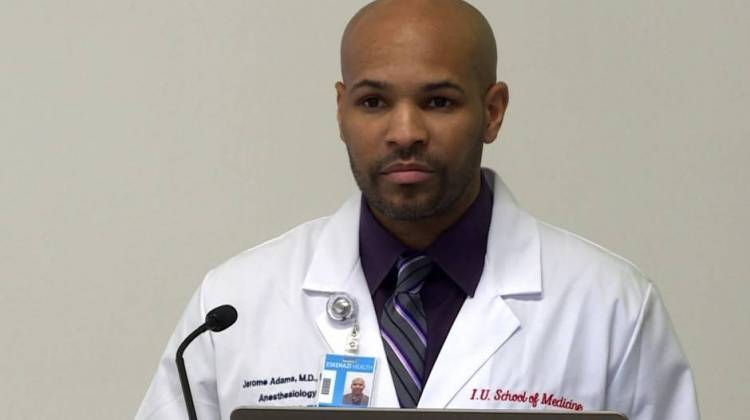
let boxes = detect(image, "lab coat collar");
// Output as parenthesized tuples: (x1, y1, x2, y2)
(301, 169, 541, 296)
(480, 168, 542, 298)
(418, 169, 542, 407)
(300, 194, 402, 406)
(300, 193, 362, 293)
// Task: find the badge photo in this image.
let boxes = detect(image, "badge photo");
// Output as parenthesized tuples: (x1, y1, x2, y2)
(317, 354, 377, 408)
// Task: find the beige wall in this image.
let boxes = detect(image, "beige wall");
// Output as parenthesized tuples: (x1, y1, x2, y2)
(1, 1, 747, 419)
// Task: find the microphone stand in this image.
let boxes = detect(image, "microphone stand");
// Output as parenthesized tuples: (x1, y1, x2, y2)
(176, 324, 208, 420)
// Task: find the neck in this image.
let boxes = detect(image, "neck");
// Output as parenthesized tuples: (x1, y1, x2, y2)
(371, 173, 482, 250)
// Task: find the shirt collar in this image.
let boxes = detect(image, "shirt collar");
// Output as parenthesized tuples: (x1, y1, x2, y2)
(358, 175, 493, 297)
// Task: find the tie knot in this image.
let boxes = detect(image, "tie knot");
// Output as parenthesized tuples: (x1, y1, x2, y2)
(395, 254, 433, 294)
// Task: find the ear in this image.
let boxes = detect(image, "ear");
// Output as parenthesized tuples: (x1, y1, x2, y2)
(482, 81, 509, 144)
(335, 81, 347, 132)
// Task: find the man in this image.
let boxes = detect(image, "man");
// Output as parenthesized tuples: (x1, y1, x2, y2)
(342, 378, 370, 406)
(136, 1, 699, 419)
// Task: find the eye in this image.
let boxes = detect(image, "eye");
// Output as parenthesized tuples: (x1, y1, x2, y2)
(360, 97, 384, 109)
(428, 97, 452, 108)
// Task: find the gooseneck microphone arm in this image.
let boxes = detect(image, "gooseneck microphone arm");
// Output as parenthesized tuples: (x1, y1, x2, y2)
(175, 304, 238, 420)
(176, 323, 208, 420)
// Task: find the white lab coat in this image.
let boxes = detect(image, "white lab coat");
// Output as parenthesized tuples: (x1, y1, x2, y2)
(135, 170, 699, 420)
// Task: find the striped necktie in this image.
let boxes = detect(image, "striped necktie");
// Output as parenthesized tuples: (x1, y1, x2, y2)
(380, 254, 433, 408)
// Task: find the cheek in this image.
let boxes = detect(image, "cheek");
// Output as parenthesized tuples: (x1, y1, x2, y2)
(341, 117, 383, 155)
(428, 114, 484, 155)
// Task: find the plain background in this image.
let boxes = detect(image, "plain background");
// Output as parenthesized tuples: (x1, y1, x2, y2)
(1, 1, 748, 419)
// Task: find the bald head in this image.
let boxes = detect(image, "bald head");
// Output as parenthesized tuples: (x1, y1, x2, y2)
(340, 0, 498, 91)
(335, 0, 509, 232)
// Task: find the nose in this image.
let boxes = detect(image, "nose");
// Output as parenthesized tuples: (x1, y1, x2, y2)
(385, 102, 428, 148)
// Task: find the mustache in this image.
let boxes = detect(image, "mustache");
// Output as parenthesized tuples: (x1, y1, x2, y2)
(374, 145, 439, 171)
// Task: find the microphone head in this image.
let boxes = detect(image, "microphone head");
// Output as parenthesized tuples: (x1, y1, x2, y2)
(205, 305, 238, 332)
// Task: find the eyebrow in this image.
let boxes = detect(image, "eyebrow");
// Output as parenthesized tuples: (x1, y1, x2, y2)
(423, 81, 465, 94)
(350, 79, 465, 94)
(351, 79, 388, 92)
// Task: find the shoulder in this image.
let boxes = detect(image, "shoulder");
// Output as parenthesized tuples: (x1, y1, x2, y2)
(535, 219, 652, 314)
(525, 219, 661, 367)
(219, 216, 328, 274)
(192, 193, 361, 313)
(199, 216, 330, 307)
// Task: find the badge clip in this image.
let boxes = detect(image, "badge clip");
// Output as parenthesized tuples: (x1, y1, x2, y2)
(326, 293, 358, 323)
(345, 322, 360, 354)
(327, 293, 360, 354)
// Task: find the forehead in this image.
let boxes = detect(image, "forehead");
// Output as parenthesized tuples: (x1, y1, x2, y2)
(342, 18, 478, 88)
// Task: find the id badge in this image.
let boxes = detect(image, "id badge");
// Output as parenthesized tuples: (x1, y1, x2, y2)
(317, 354, 377, 408)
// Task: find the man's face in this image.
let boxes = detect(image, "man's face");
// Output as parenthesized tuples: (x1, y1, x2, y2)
(351, 378, 365, 395)
(337, 22, 491, 221)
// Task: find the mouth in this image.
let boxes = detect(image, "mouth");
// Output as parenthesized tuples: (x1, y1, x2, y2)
(380, 162, 435, 184)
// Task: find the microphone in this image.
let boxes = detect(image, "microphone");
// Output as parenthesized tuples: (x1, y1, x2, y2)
(176, 305, 238, 420)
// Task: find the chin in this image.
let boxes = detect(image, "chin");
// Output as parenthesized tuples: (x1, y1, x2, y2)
(379, 198, 443, 221)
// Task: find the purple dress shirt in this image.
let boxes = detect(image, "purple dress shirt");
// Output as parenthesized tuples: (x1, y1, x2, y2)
(359, 175, 493, 383)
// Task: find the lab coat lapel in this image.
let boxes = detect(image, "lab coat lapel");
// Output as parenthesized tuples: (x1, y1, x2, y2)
(419, 170, 543, 408)
(300, 194, 400, 407)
